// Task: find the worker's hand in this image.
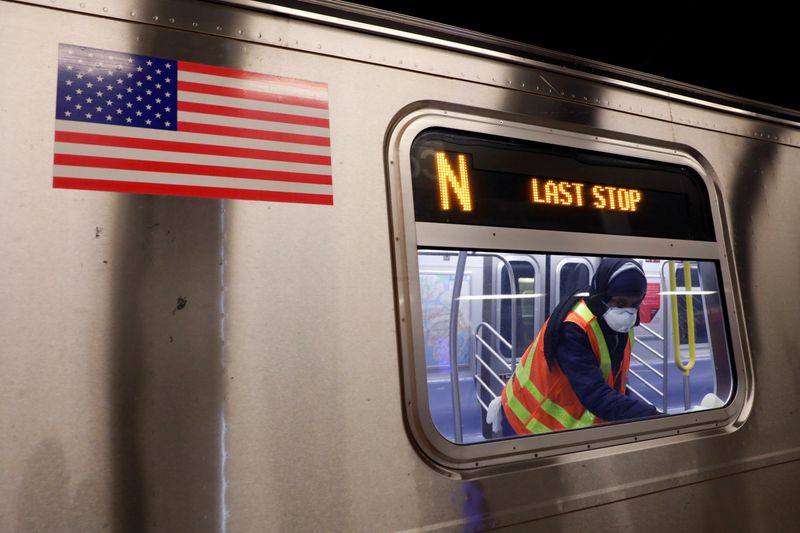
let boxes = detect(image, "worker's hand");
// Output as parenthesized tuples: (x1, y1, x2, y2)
(485, 395, 503, 433)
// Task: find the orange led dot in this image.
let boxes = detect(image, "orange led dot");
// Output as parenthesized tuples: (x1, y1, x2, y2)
(558, 181, 574, 205)
(629, 189, 642, 211)
(531, 178, 546, 203)
(574, 182, 585, 207)
(617, 189, 631, 211)
(544, 180, 559, 204)
(591, 185, 606, 209)
(606, 186, 617, 210)
(435, 152, 472, 212)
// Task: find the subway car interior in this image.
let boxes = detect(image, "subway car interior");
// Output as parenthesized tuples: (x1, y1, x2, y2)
(420, 253, 733, 444)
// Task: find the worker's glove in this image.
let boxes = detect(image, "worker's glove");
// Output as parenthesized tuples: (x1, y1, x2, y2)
(485, 395, 503, 434)
(688, 393, 725, 412)
(700, 393, 725, 409)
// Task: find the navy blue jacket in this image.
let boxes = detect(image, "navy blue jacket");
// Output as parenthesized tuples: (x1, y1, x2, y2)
(556, 321, 659, 421)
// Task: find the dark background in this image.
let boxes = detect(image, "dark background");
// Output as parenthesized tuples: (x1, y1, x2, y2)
(342, 3, 797, 112)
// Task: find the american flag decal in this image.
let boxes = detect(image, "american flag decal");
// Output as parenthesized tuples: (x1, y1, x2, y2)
(54, 44, 333, 205)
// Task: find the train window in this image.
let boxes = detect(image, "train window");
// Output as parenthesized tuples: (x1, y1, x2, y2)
(389, 113, 750, 468)
(558, 263, 590, 303)
(418, 251, 733, 443)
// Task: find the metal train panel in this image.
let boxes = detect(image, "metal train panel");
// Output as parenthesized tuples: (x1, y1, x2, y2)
(1, 1, 798, 531)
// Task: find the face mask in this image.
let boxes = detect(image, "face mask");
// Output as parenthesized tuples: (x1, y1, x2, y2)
(603, 307, 637, 333)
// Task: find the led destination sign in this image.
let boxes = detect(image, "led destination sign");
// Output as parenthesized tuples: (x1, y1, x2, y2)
(529, 178, 641, 212)
(412, 129, 715, 241)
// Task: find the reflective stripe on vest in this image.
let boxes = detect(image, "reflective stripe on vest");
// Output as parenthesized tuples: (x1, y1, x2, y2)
(566, 301, 635, 388)
(570, 301, 612, 381)
(503, 332, 598, 432)
(502, 299, 634, 434)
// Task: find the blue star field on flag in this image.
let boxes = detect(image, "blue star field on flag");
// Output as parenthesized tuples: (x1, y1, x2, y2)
(56, 44, 178, 131)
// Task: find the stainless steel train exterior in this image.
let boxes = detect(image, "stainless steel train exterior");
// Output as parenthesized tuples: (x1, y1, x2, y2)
(2, 0, 799, 531)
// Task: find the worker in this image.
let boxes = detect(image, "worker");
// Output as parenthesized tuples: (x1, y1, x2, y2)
(486, 258, 659, 435)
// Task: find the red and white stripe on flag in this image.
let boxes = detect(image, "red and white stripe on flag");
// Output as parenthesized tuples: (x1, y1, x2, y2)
(54, 44, 333, 205)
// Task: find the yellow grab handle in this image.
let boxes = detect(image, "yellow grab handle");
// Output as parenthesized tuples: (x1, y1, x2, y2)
(669, 260, 696, 375)
(682, 260, 697, 374)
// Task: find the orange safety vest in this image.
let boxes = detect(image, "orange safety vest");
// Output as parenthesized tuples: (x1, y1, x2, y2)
(501, 299, 634, 435)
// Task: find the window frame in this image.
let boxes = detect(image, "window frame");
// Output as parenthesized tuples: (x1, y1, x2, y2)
(387, 107, 753, 471)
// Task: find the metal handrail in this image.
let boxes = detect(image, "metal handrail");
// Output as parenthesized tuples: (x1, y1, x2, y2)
(630, 350, 664, 378)
(473, 323, 514, 413)
(475, 321, 513, 350)
(633, 336, 665, 360)
(474, 353, 507, 388)
(474, 373, 494, 395)
(475, 337, 512, 371)
(474, 331, 512, 371)
(629, 329, 667, 413)
(474, 374, 496, 406)
(628, 368, 665, 396)
(627, 384, 656, 407)
(638, 323, 664, 341)
(476, 396, 490, 412)
(474, 365, 497, 413)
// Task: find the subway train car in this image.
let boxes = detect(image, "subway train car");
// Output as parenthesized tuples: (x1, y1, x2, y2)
(1, 1, 798, 531)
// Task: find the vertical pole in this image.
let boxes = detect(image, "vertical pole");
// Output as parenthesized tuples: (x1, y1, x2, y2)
(500, 258, 517, 374)
(683, 374, 691, 411)
(668, 261, 682, 412)
(683, 260, 696, 410)
(660, 267, 669, 415)
(448, 251, 467, 444)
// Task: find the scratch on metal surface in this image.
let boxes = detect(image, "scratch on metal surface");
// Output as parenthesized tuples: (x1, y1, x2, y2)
(173, 296, 188, 314)
(539, 74, 561, 95)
